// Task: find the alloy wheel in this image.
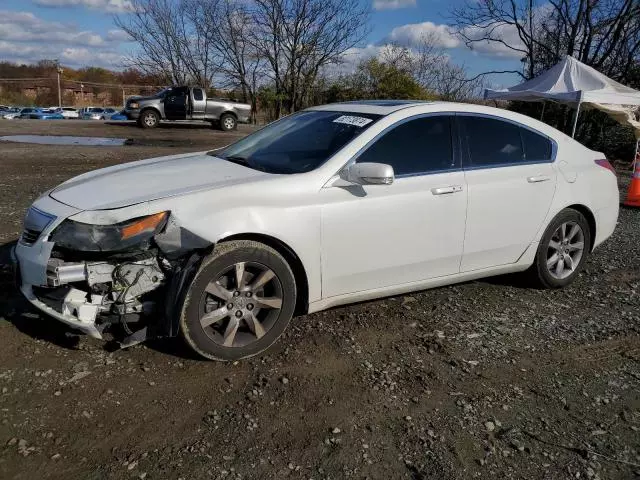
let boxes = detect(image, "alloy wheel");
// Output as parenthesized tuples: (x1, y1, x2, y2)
(144, 113, 157, 127)
(198, 261, 283, 348)
(546, 221, 585, 280)
(223, 117, 235, 130)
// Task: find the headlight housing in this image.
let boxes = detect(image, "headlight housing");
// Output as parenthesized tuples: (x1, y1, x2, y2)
(129, 102, 140, 109)
(50, 212, 168, 252)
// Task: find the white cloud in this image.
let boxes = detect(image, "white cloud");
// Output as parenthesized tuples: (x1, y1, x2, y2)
(60, 47, 125, 66)
(106, 29, 133, 42)
(0, 10, 127, 68)
(382, 20, 525, 60)
(459, 23, 525, 59)
(33, 0, 135, 13)
(385, 22, 461, 48)
(373, 0, 416, 11)
(0, 23, 106, 46)
(330, 44, 385, 74)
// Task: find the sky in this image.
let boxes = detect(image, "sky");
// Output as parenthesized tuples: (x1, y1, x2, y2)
(0, 0, 525, 88)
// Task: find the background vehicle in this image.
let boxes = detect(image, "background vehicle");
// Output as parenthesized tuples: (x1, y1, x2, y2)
(125, 86, 251, 131)
(18, 107, 40, 119)
(82, 107, 107, 120)
(2, 107, 25, 119)
(13, 101, 618, 361)
(109, 110, 128, 121)
(55, 107, 80, 119)
(30, 109, 64, 120)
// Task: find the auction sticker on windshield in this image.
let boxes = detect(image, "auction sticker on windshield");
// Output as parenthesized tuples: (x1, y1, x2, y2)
(333, 115, 373, 127)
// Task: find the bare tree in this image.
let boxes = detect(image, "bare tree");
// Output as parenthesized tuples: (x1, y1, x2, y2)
(450, 0, 640, 82)
(251, 0, 371, 115)
(191, 0, 266, 118)
(115, 0, 220, 86)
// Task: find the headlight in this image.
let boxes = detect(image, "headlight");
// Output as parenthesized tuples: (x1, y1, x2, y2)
(50, 212, 168, 252)
(129, 102, 140, 109)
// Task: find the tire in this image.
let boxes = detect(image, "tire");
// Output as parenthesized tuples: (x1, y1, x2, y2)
(530, 208, 591, 289)
(219, 113, 237, 131)
(179, 240, 297, 361)
(139, 109, 160, 129)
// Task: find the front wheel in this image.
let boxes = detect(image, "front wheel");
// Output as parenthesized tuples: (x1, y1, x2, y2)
(219, 113, 237, 131)
(530, 208, 591, 288)
(139, 110, 159, 129)
(179, 240, 297, 361)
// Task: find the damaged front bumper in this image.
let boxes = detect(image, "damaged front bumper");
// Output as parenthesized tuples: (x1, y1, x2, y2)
(12, 197, 209, 344)
(19, 283, 105, 339)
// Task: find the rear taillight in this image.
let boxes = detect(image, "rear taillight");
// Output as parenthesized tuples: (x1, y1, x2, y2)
(595, 159, 616, 175)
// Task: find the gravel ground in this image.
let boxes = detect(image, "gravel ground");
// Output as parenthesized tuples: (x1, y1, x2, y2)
(0, 119, 638, 480)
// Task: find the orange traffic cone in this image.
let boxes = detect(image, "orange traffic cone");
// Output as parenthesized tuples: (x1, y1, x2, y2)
(624, 149, 640, 207)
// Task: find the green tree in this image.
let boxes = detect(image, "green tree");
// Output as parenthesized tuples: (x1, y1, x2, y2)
(331, 58, 434, 101)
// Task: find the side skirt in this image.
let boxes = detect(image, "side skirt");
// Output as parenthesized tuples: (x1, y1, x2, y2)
(308, 242, 538, 314)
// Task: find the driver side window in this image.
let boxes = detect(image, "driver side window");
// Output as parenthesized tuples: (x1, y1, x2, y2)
(356, 115, 455, 176)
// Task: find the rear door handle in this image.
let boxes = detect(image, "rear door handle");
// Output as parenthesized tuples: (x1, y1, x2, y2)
(527, 175, 551, 183)
(431, 185, 463, 195)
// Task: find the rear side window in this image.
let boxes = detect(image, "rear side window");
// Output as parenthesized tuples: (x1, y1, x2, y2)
(193, 88, 204, 101)
(521, 127, 552, 160)
(357, 116, 455, 176)
(460, 116, 523, 167)
(460, 115, 554, 167)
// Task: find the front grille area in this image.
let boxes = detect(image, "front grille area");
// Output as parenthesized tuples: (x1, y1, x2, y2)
(21, 228, 41, 245)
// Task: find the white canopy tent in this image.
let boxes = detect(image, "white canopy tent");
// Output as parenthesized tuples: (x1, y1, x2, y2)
(484, 56, 640, 140)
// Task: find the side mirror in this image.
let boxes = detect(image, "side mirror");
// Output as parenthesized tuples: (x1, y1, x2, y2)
(342, 162, 394, 185)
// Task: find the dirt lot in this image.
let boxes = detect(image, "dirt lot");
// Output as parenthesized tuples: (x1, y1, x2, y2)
(0, 119, 638, 480)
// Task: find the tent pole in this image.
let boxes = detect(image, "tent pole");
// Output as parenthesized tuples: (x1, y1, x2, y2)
(571, 102, 581, 138)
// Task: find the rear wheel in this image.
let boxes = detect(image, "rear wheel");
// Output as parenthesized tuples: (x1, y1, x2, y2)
(530, 208, 591, 288)
(179, 240, 297, 361)
(139, 109, 159, 129)
(219, 113, 237, 131)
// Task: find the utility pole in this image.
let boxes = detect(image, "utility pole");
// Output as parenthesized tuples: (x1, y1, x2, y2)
(122, 87, 126, 108)
(56, 64, 63, 108)
(80, 84, 84, 106)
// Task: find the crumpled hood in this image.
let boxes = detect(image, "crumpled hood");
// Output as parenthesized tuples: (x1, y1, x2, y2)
(50, 151, 268, 210)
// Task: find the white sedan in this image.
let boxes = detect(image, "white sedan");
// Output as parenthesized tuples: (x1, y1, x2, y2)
(56, 107, 80, 119)
(13, 101, 619, 360)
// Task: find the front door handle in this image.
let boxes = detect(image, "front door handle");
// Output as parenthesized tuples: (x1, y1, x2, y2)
(527, 175, 551, 183)
(431, 185, 463, 195)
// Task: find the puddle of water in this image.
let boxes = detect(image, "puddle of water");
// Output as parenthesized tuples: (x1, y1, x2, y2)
(0, 135, 127, 146)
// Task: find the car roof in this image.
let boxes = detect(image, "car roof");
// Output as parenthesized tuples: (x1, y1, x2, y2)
(308, 100, 437, 115)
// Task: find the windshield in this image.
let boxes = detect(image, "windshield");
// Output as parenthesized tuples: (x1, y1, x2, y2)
(212, 110, 381, 174)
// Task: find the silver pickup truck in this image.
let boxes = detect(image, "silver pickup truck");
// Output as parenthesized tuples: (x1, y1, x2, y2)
(125, 86, 251, 131)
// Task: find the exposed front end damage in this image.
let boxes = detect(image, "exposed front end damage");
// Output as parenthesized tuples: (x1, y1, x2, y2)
(15, 208, 211, 346)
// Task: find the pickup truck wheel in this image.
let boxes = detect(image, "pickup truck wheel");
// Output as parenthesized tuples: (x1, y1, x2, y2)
(219, 113, 237, 131)
(179, 240, 297, 361)
(140, 109, 159, 129)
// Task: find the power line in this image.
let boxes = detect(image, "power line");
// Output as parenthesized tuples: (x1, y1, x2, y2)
(0, 77, 165, 89)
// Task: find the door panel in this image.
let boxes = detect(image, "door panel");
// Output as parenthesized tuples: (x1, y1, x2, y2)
(164, 87, 188, 120)
(321, 172, 467, 298)
(461, 164, 556, 271)
(457, 114, 557, 272)
(191, 88, 206, 120)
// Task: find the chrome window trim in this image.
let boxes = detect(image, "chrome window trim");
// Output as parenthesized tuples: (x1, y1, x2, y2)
(347, 112, 460, 179)
(455, 112, 558, 170)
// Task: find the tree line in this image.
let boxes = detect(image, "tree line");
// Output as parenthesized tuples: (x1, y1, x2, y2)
(115, 0, 485, 121)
